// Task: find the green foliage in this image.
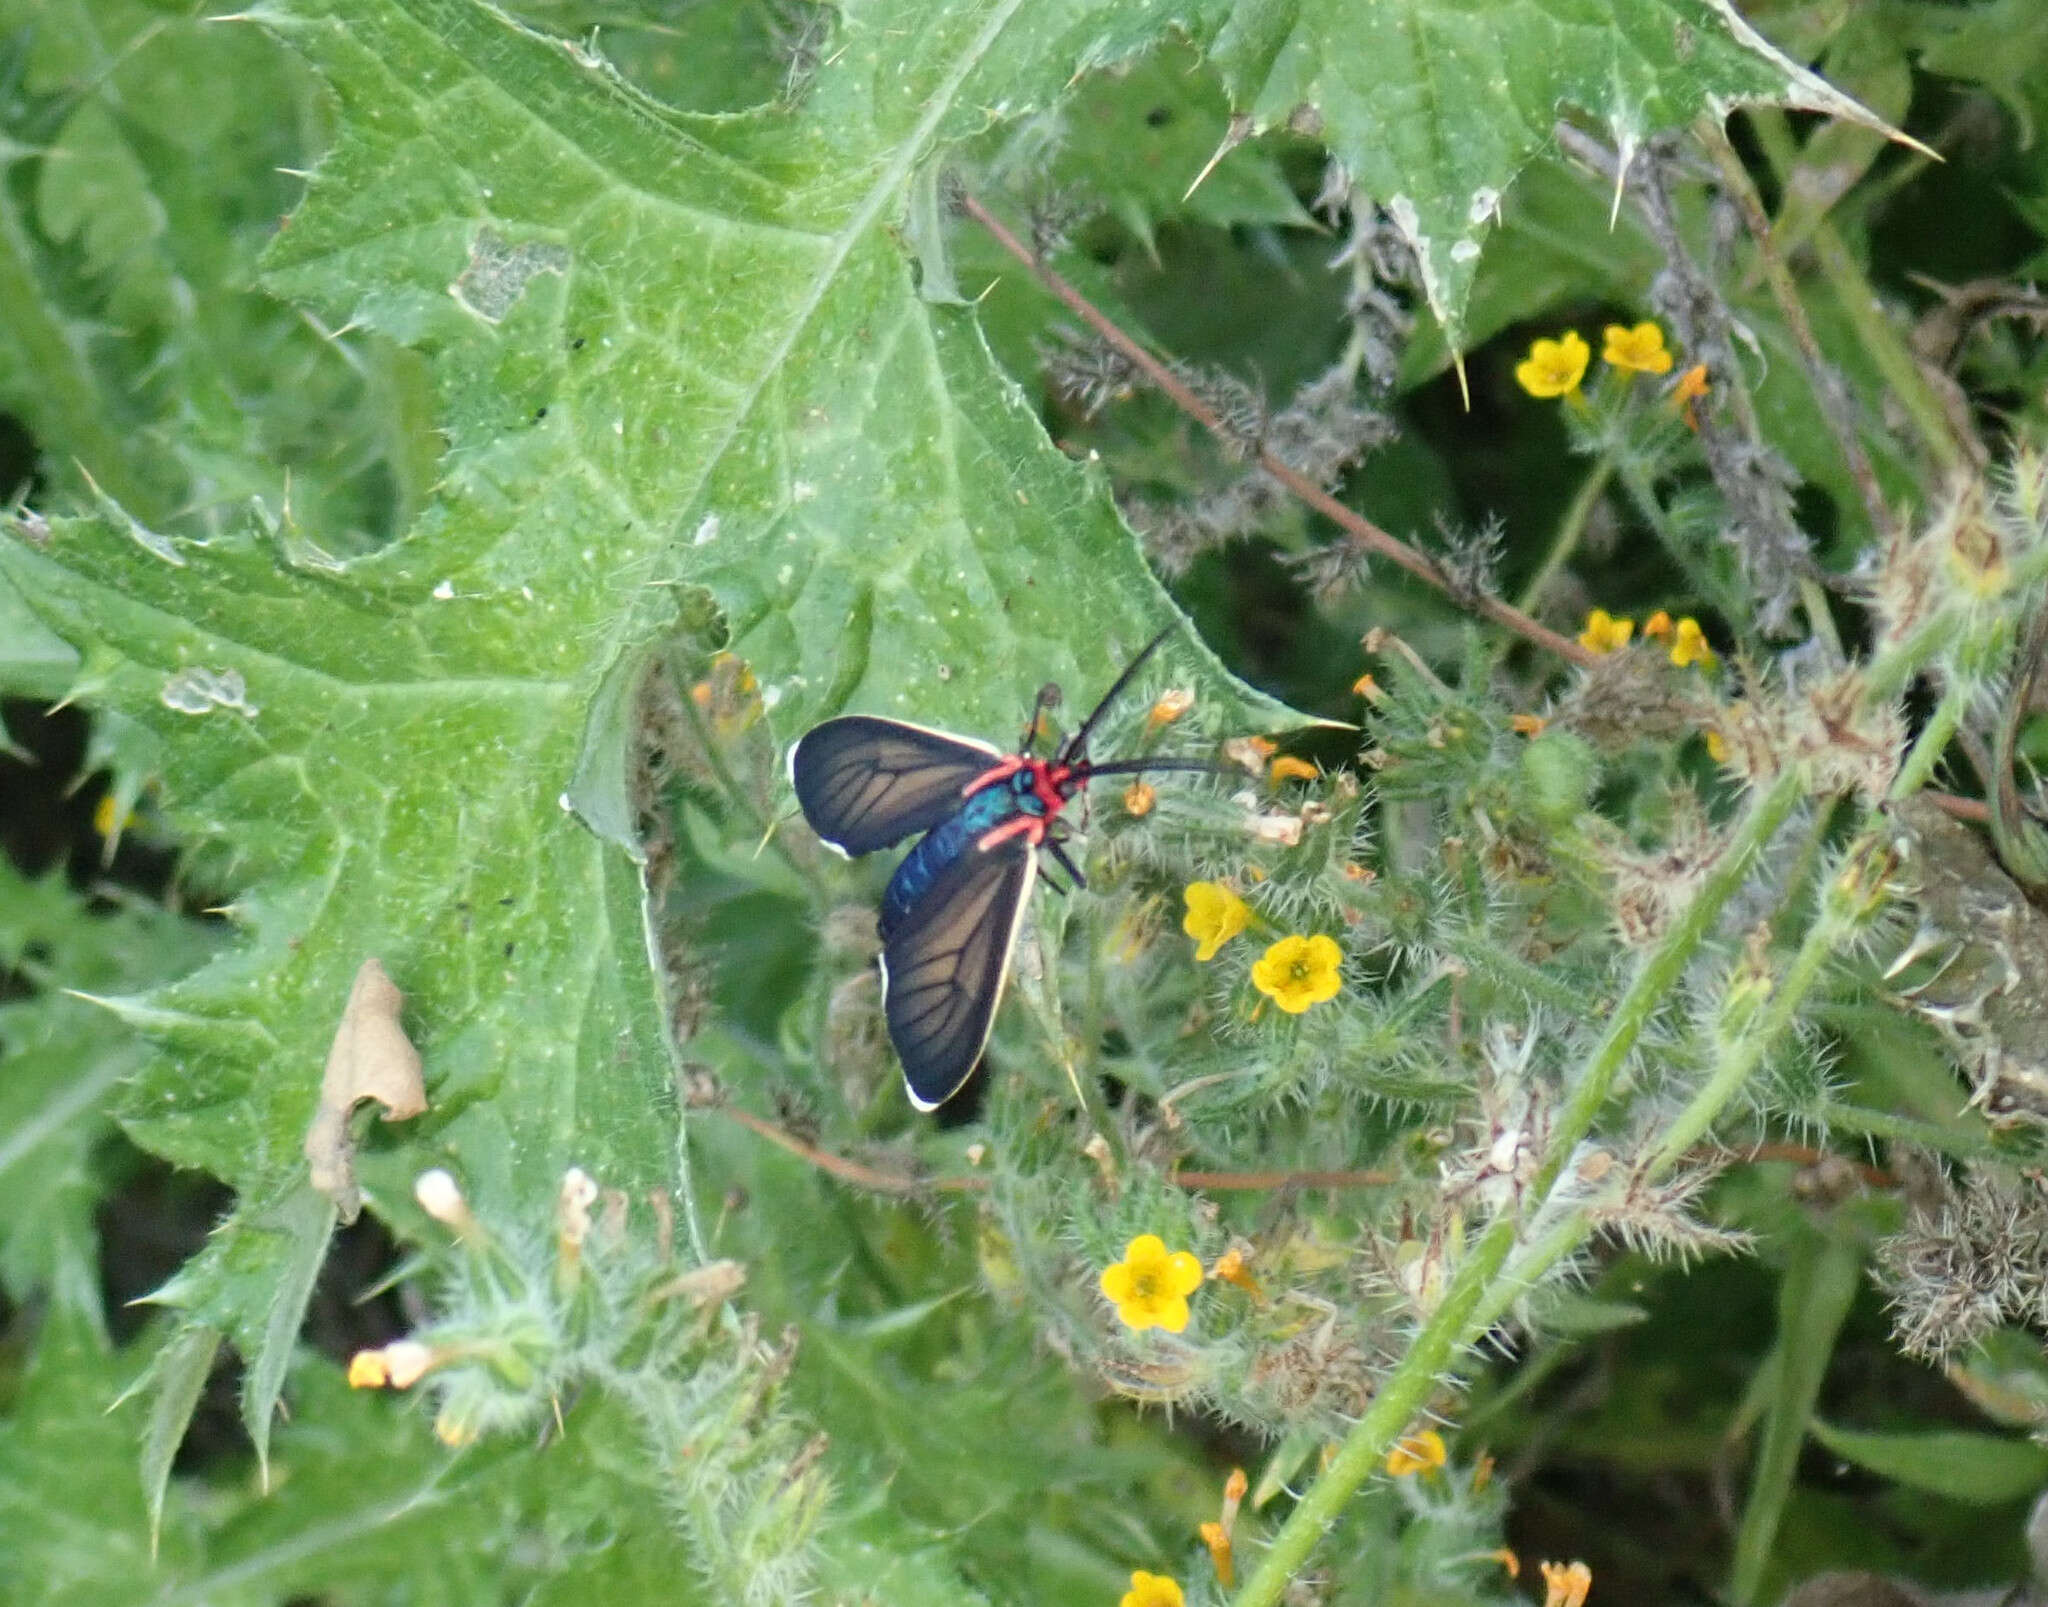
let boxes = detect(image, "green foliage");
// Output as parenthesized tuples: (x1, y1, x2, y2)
(8, 0, 2048, 1603)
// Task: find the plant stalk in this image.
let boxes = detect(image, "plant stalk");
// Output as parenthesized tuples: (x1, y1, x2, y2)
(1516, 457, 1614, 614)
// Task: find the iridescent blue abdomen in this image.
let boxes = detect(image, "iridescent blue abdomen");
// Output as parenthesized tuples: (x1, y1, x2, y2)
(879, 776, 1041, 938)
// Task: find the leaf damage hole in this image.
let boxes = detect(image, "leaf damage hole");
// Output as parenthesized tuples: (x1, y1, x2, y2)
(449, 228, 571, 324)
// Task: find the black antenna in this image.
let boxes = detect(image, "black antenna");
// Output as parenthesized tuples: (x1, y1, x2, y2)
(1057, 626, 1176, 765)
(1079, 757, 1232, 780)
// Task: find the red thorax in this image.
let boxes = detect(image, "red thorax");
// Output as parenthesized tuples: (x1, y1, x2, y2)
(961, 755, 1081, 850)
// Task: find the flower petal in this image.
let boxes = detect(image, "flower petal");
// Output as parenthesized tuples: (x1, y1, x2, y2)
(1166, 1250, 1204, 1296)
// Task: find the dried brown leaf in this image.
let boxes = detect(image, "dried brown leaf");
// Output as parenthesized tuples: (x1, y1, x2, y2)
(304, 958, 427, 1222)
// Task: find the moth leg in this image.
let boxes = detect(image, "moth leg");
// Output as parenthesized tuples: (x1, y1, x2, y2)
(1021, 682, 1063, 754)
(1046, 837, 1087, 891)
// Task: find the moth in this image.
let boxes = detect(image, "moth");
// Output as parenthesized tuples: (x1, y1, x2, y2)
(789, 629, 1217, 1108)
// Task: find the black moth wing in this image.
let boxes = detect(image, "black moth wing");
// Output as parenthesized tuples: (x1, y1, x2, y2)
(788, 716, 1001, 857)
(880, 834, 1038, 1110)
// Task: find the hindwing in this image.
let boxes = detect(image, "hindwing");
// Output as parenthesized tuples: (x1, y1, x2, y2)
(788, 716, 1001, 857)
(879, 836, 1037, 1110)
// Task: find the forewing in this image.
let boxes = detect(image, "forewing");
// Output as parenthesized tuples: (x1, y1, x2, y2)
(789, 716, 999, 856)
(880, 837, 1037, 1110)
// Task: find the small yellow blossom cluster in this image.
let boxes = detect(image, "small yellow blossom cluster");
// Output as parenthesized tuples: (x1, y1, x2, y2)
(1182, 880, 1250, 960)
(1116, 1469, 1250, 1604)
(1182, 883, 1345, 1013)
(1575, 607, 1719, 670)
(1576, 607, 1633, 654)
(1120, 1571, 1183, 1607)
(1383, 1428, 1447, 1477)
(1250, 933, 1343, 1013)
(1100, 1234, 1205, 1332)
(1516, 320, 1684, 400)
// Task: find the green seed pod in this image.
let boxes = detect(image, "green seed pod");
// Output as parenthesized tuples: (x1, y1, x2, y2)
(1518, 729, 1598, 823)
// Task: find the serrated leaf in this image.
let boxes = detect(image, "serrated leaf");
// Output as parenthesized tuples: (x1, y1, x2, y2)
(1905, 0, 2048, 149)
(1, 0, 1301, 1454)
(983, 38, 1313, 256)
(1810, 1419, 2048, 1506)
(0, 0, 405, 538)
(129, 1326, 221, 1553)
(0, 861, 215, 1305)
(0, 1305, 164, 1606)
(0, 568, 83, 699)
(138, 1183, 338, 1480)
(1210, 0, 1902, 349)
(36, 100, 166, 289)
(0, 1310, 737, 1606)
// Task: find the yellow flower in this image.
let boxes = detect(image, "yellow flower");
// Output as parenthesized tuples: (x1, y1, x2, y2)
(1706, 728, 1729, 763)
(1669, 616, 1716, 669)
(1100, 1235, 1204, 1333)
(1182, 881, 1250, 962)
(1384, 1429, 1447, 1476)
(1603, 320, 1673, 375)
(1643, 609, 1674, 641)
(347, 1350, 390, 1389)
(1541, 1560, 1593, 1607)
(1510, 713, 1548, 737)
(1250, 934, 1343, 1014)
(1515, 331, 1590, 398)
(1123, 780, 1156, 817)
(1576, 608, 1633, 654)
(1121, 1571, 1185, 1607)
(1269, 755, 1319, 784)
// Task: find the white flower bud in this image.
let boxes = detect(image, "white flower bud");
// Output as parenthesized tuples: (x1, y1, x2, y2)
(380, 1339, 435, 1389)
(414, 1168, 467, 1225)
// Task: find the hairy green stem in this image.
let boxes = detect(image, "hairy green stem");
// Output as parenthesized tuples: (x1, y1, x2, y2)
(1228, 1215, 1519, 1607)
(1645, 865, 1851, 1176)
(1517, 457, 1614, 613)
(1539, 769, 1804, 1196)
(1889, 676, 1972, 801)
(1797, 576, 1846, 664)
(1231, 768, 1803, 1607)
(1613, 454, 1745, 626)
(1747, 110, 1967, 476)
(1810, 1099, 1998, 1158)
(1468, 816, 1853, 1344)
